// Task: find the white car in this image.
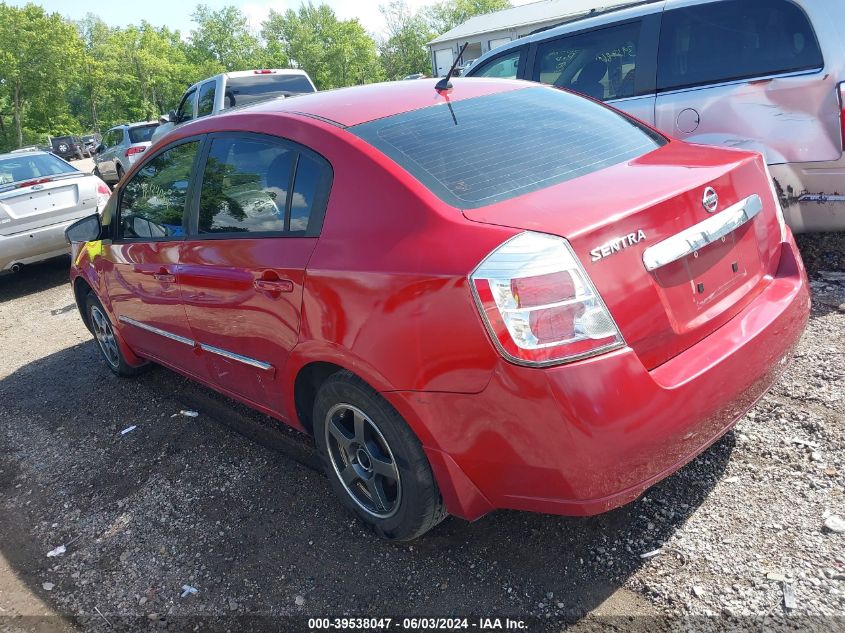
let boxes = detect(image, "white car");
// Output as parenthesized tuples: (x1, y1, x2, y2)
(151, 69, 317, 144)
(0, 152, 110, 273)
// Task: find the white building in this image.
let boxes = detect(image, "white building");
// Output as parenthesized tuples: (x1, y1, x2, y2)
(427, 0, 636, 76)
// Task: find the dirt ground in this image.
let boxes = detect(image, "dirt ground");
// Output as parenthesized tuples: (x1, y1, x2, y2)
(0, 232, 844, 633)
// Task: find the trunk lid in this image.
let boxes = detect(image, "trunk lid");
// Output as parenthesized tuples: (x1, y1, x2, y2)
(462, 142, 784, 370)
(0, 174, 99, 236)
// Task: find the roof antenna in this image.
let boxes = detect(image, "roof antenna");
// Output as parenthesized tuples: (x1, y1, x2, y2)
(436, 42, 468, 92)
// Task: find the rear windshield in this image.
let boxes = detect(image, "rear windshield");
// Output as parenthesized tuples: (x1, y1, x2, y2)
(350, 87, 665, 208)
(224, 74, 315, 109)
(128, 124, 158, 144)
(0, 153, 76, 185)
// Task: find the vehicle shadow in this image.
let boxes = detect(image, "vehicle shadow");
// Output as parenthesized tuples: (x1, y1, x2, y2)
(0, 255, 71, 303)
(0, 338, 733, 632)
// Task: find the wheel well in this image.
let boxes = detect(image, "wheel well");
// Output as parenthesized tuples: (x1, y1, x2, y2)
(73, 277, 94, 333)
(294, 361, 345, 435)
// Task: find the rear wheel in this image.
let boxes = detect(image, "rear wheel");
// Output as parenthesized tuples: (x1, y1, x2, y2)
(76, 148, 84, 160)
(116, 164, 124, 182)
(314, 371, 447, 541)
(85, 293, 146, 377)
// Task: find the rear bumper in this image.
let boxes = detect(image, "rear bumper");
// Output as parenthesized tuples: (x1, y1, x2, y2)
(386, 237, 810, 521)
(0, 221, 72, 271)
(770, 154, 845, 233)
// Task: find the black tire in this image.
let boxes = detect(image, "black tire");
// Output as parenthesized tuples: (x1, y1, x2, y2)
(314, 371, 447, 541)
(85, 293, 147, 377)
(93, 166, 104, 181)
(76, 148, 84, 160)
(116, 164, 124, 182)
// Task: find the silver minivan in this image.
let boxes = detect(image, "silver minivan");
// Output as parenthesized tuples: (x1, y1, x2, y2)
(93, 122, 159, 185)
(466, 0, 845, 232)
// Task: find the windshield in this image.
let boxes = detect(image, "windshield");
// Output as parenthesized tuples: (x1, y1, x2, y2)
(128, 124, 158, 144)
(224, 74, 315, 109)
(350, 87, 665, 209)
(0, 153, 77, 185)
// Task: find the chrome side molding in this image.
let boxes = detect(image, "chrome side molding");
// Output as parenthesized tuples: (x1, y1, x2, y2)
(117, 315, 274, 372)
(199, 343, 274, 372)
(642, 194, 763, 273)
(118, 315, 194, 346)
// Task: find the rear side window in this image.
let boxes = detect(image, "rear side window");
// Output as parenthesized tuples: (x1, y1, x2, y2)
(197, 80, 216, 117)
(197, 135, 330, 236)
(470, 49, 522, 79)
(223, 74, 315, 109)
(351, 87, 664, 209)
(657, 0, 823, 91)
(118, 141, 199, 240)
(128, 124, 158, 144)
(535, 22, 642, 101)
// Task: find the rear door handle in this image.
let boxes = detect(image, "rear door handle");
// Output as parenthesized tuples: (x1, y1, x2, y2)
(254, 278, 294, 293)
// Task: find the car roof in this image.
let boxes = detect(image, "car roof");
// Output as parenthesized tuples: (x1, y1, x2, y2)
(219, 77, 529, 128)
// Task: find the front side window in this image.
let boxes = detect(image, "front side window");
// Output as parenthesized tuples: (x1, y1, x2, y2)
(197, 81, 216, 117)
(657, 0, 824, 91)
(197, 136, 327, 236)
(536, 22, 642, 101)
(470, 50, 522, 79)
(118, 141, 199, 240)
(176, 89, 197, 123)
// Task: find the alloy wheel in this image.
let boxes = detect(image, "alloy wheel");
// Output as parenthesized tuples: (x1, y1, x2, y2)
(90, 305, 120, 369)
(324, 403, 402, 519)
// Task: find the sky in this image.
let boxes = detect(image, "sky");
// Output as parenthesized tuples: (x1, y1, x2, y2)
(8, 0, 533, 38)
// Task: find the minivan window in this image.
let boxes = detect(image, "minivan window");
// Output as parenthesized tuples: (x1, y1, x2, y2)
(118, 141, 199, 240)
(657, 0, 824, 92)
(351, 87, 664, 209)
(128, 124, 158, 144)
(197, 80, 216, 117)
(535, 21, 641, 101)
(223, 74, 315, 109)
(470, 50, 522, 79)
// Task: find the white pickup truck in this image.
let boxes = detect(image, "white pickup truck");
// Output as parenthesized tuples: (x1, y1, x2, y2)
(151, 69, 317, 144)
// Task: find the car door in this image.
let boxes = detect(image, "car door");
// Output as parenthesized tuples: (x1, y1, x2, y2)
(178, 132, 332, 412)
(654, 0, 836, 164)
(100, 137, 208, 378)
(530, 15, 660, 125)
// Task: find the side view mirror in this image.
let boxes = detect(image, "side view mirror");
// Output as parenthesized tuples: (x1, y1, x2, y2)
(65, 214, 102, 244)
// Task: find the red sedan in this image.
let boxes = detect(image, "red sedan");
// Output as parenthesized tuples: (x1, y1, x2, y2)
(66, 78, 810, 540)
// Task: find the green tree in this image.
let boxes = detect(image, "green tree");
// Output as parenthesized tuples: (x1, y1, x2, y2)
(262, 3, 382, 89)
(189, 5, 262, 71)
(0, 3, 84, 147)
(379, 1, 433, 80)
(425, 0, 512, 35)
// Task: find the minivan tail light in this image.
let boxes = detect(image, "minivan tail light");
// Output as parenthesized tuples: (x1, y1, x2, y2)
(125, 146, 145, 157)
(470, 232, 625, 366)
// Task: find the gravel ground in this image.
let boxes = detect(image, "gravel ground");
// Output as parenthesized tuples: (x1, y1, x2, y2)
(0, 233, 843, 633)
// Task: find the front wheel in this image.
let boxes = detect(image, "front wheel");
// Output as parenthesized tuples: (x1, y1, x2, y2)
(314, 371, 447, 541)
(85, 293, 146, 377)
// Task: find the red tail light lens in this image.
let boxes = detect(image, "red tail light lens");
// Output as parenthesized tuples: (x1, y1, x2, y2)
(94, 177, 111, 211)
(254, 69, 275, 74)
(470, 232, 624, 366)
(125, 146, 146, 157)
(839, 82, 845, 150)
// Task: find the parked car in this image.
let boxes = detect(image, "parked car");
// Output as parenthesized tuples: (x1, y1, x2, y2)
(465, 0, 845, 232)
(11, 145, 52, 154)
(0, 151, 110, 273)
(50, 135, 90, 161)
(93, 122, 159, 185)
(81, 134, 102, 155)
(150, 69, 317, 144)
(67, 78, 809, 540)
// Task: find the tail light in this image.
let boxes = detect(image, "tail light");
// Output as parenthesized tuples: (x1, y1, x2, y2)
(125, 145, 146, 157)
(470, 232, 624, 366)
(839, 82, 845, 150)
(94, 178, 111, 211)
(763, 162, 788, 242)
